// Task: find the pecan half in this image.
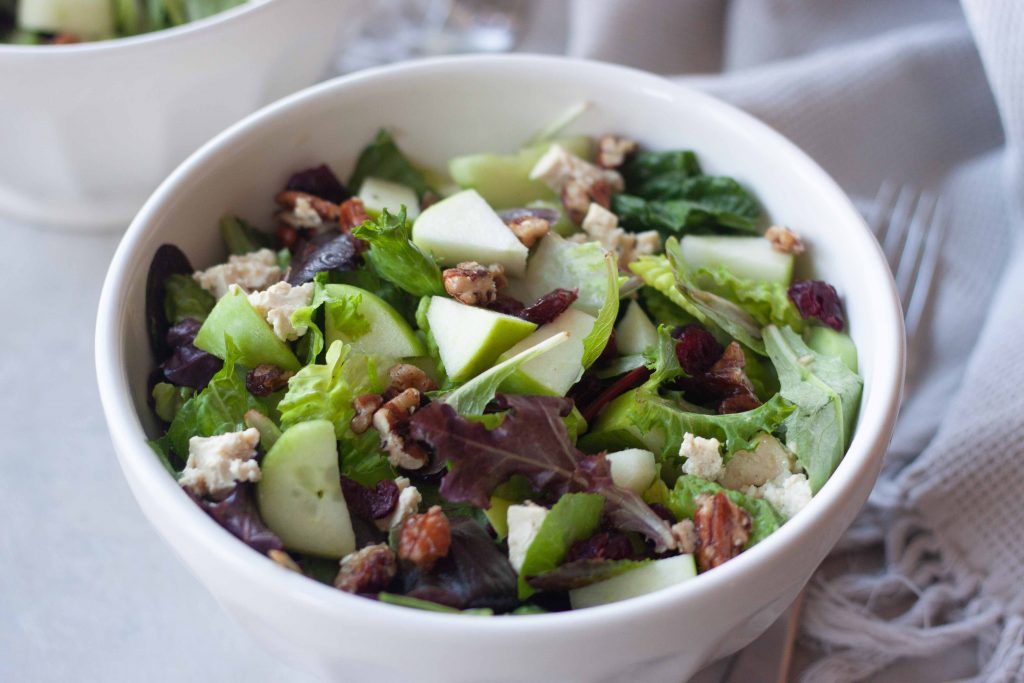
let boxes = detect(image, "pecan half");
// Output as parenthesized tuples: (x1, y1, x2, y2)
(372, 388, 429, 470)
(442, 261, 506, 306)
(507, 215, 550, 248)
(765, 225, 805, 255)
(337, 197, 370, 232)
(351, 394, 384, 434)
(387, 363, 437, 395)
(334, 544, 397, 593)
(693, 491, 752, 572)
(596, 134, 638, 169)
(275, 190, 340, 223)
(398, 506, 451, 571)
(245, 364, 293, 397)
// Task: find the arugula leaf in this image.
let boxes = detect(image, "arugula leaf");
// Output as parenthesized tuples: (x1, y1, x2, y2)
(518, 493, 604, 599)
(668, 474, 783, 547)
(613, 176, 762, 236)
(763, 325, 862, 492)
(166, 337, 269, 458)
(163, 274, 215, 324)
(579, 252, 620, 369)
(440, 332, 570, 416)
(220, 215, 272, 255)
(278, 340, 388, 440)
(352, 208, 445, 298)
(348, 129, 435, 199)
(665, 239, 766, 355)
(526, 558, 650, 592)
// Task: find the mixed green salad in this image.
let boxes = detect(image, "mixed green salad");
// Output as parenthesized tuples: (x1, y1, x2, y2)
(1, 0, 245, 44)
(144, 120, 862, 614)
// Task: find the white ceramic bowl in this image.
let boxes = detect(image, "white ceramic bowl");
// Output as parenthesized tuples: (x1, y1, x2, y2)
(96, 55, 904, 683)
(0, 0, 353, 232)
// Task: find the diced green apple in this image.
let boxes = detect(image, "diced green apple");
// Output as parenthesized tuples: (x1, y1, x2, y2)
(194, 286, 300, 371)
(358, 177, 420, 220)
(256, 420, 356, 558)
(425, 296, 537, 382)
(323, 284, 425, 358)
(448, 136, 593, 209)
(804, 326, 858, 373)
(615, 301, 659, 355)
(19, 0, 115, 40)
(411, 189, 529, 277)
(569, 554, 697, 609)
(681, 235, 794, 285)
(498, 308, 597, 396)
(605, 448, 657, 494)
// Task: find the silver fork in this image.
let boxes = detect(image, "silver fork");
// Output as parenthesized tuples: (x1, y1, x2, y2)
(717, 184, 948, 683)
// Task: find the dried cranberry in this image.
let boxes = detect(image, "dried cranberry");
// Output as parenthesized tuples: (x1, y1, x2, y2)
(673, 324, 723, 374)
(597, 330, 618, 365)
(340, 476, 400, 521)
(677, 342, 761, 414)
(566, 531, 634, 562)
(245, 364, 291, 397)
(285, 164, 349, 203)
(517, 288, 578, 325)
(788, 280, 845, 331)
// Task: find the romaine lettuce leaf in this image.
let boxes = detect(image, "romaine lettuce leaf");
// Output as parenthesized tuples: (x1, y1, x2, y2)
(762, 325, 862, 492)
(352, 208, 445, 298)
(668, 474, 783, 547)
(166, 337, 270, 458)
(348, 129, 435, 200)
(518, 493, 605, 599)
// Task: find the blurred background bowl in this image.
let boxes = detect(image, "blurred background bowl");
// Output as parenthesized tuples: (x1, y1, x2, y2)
(96, 55, 904, 683)
(0, 0, 354, 232)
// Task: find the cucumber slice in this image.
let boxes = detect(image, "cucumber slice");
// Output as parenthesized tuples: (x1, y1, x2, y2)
(804, 326, 858, 373)
(681, 235, 794, 285)
(18, 0, 115, 39)
(256, 420, 356, 558)
(569, 554, 697, 609)
(323, 284, 425, 359)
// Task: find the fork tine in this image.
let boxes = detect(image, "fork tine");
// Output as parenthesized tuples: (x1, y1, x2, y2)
(903, 199, 947, 340)
(882, 186, 917, 268)
(871, 181, 899, 243)
(894, 192, 936, 310)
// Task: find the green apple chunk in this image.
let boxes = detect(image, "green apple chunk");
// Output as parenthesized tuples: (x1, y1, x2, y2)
(256, 420, 356, 558)
(498, 308, 596, 396)
(358, 177, 421, 220)
(605, 448, 657, 494)
(425, 296, 537, 382)
(615, 301, 658, 355)
(194, 286, 300, 371)
(681, 235, 794, 285)
(504, 233, 609, 316)
(569, 554, 697, 609)
(805, 325, 858, 373)
(448, 136, 593, 209)
(412, 189, 529, 277)
(19, 0, 114, 39)
(323, 284, 425, 358)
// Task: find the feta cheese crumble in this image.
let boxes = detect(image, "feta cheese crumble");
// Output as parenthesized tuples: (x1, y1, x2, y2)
(680, 432, 724, 481)
(506, 502, 549, 574)
(179, 428, 261, 498)
(580, 203, 661, 268)
(247, 281, 314, 341)
(375, 477, 422, 531)
(193, 248, 282, 299)
(529, 144, 624, 194)
(758, 472, 813, 520)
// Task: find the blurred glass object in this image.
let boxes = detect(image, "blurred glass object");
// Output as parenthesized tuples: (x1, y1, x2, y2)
(337, 0, 526, 73)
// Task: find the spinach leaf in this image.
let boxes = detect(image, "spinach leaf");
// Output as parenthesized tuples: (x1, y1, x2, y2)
(620, 149, 702, 197)
(613, 176, 762, 236)
(352, 208, 445, 298)
(518, 493, 605, 599)
(668, 474, 783, 547)
(762, 325, 862, 492)
(348, 129, 435, 199)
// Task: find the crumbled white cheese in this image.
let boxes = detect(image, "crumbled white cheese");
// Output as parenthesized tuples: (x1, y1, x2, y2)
(680, 432, 724, 481)
(719, 433, 793, 490)
(293, 196, 323, 228)
(671, 519, 697, 554)
(506, 502, 549, 574)
(179, 428, 261, 497)
(193, 248, 282, 299)
(634, 230, 662, 257)
(758, 472, 813, 520)
(529, 144, 624, 194)
(579, 203, 659, 268)
(375, 477, 422, 531)
(247, 281, 314, 341)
